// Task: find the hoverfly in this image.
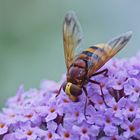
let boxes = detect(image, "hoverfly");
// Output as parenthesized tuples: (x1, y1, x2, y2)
(58, 11, 132, 107)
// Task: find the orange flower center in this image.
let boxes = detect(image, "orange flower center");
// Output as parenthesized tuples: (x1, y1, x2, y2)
(64, 132, 70, 138)
(10, 114, 15, 118)
(98, 101, 103, 105)
(0, 123, 5, 128)
(117, 81, 121, 85)
(129, 125, 135, 132)
(25, 114, 33, 118)
(134, 88, 139, 93)
(48, 132, 53, 138)
(113, 105, 118, 111)
(82, 128, 87, 134)
(106, 118, 111, 124)
(63, 98, 69, 103)
(111, 137, 117, 140)
(50, 107, 55, 113)
(75, 112, 79, 117)
(27, 130, 33, 136)
(129, 106, 134, 112)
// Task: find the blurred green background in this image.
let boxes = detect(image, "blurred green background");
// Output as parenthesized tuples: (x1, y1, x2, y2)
(0, 0, 139, 108)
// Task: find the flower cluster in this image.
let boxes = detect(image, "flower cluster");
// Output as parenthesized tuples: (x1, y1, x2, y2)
(1, 52, 140, 140)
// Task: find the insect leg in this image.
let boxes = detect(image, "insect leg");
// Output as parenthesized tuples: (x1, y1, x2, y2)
(83, 87, 95, 119)
(83, 87, 88, 118)
(56, 85, 63, 97)
(89, 79, 109, 107)
(91, 68, 108, 77)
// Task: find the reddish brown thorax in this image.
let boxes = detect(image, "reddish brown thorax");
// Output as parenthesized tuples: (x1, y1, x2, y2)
(67, 59, 87, 85)
(63, 58, 87, 101)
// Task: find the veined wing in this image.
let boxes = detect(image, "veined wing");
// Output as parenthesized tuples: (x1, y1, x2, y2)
(86, 31, 132, 77)
(63, 11, 83, 70)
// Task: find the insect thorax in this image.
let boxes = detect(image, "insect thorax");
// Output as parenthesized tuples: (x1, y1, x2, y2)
(67, 58, 87, 85)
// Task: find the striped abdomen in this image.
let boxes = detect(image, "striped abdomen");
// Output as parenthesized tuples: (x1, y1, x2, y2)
(83, 46, 105, 60)
(82, 45, 107, 64)
(79, 45, 111, 76)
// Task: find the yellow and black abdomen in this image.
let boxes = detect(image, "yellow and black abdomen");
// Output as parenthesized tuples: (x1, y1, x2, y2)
(82, 46, 106, 64)
(80, 45, 110, 76)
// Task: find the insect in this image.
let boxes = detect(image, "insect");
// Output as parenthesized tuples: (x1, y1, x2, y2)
(58, 11, 132, 107)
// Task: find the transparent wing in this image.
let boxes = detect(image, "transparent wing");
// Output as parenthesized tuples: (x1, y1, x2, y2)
(63, 11, 83, 70)
(87, 31, 132, 77)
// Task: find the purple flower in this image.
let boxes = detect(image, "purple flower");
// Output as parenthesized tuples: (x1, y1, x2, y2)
(107, 70, 128, 90)
(3, 133, 16, 140)
(124, 78, 140, 102)
(40, 80, 60, 94)
(45, 96, 63, 122)
(100, 135, 128, 140)
(72, 121, 99, 140)
(19, 107, 41, 125)
(1, 52, 140, 139)
(122, 99, 138, 119)
(2, 108, 19, 125)
(0, 114, 8, 135)
(14, 122, 46, 140)
(44, 130, 60, 140)
(64, 102, 85, 124)
(57, 124, 78, 140)
(107, 97, 127, 120)
(89, 91, 107, 110)
(6, 85, 24, 108)
(104, 125, 118, 137)
(121, 118, 140, 139)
